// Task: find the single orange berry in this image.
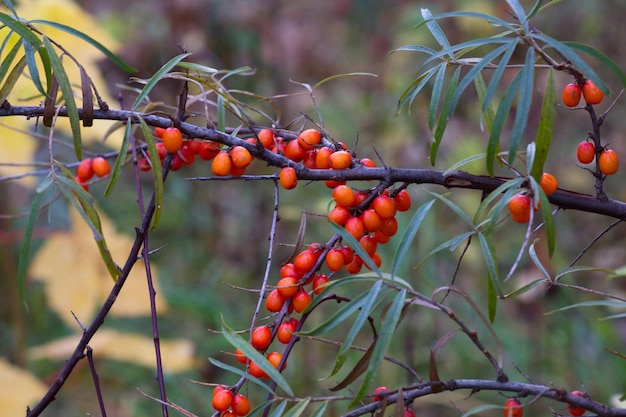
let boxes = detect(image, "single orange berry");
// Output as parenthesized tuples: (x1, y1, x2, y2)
(373, 386, 388, 401)
(504, 398, 523, 417)
(251, 325, 272, 350)
(568, 391, 586, 416)
(212, 152, 233, 176)
(344, 216, 365, 239)
(230, 146, 253, 169)
(312, 274, 329, 294)
(74, 175, 89, 192)
(374, 230, 391, 244)
(212, 389, 234, 412)
(332, 185, 356, 207)
(170, 153, 183, 171)
(329, 150, 353, 169)
(234, 348, 248, 364)
(404, 408, 416, 417)
(582, 79, 603, 105)
(276, 319, 298, 344)
(394, 189, 412, 212)
(577, 141, 595, 164)
(276, 277, 299, 298)
(267, 351, 286, 371)
(257, 128, 275, 149)
(315, 146, 334, 169)
(284, 139, 306, 161)
(162, 127, 184, 153)
(359, 235, 378, 257)
(360, 158, 376, 168)
(303, 150, 317, 169)
(360, 209, 382, 233)
(345, 255, 363, 274)
(199, 141, 221, 160)
(599, 149, 619, 175)
(562, 83, 582, 107)
(279, 167, 298, 190)
(372, 195, 397, 219)
(76, 158, 94, 181)
(297, 128, 322, 151)
(539, 172, 558, 195)
(137, 157, 152, 172)
(325, 248, 345, 272)
(280, 263, 302, 279)
(291, 290, 311, 313)
(340, 246, 354, 264)
(328, 205, 351, 226)
(248, 361, 268, 379)
(154, 127, 166, 138)
(379, 217, 399, 237)
(265, 289, 286, 313)
(92, 157, 111, 177)
(231, 394, 251, 416)
(294, 249, 318, 273)
(222, 412, 237, 417)
(508, 195, 531, 223)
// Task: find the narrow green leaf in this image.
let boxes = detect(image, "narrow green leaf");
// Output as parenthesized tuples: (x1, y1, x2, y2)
(421, 38, 514, 70)
(308, 401, 329, 417)
(481, 41, 517, 118)
(428, 191, 474, 227)
(505, 0, 529, 31)
(546, 300, 626, 315)
(428, 62, 447, 131)
(221, 321, 294, 396)
(208, 358, 275, 394)
(392, 199, 436, 278)
(487, 273, 497, 323)
(217, 94, 226, 132)
(312, 72, 377, 90)
(325, 280, 383, 379)
(43, 37, 82, 160)
(267, 402, 288, 417)
(298, 289, 372, 337)
(397, 65, 439, 112)
(420, 11, 518, 32)
(530, 69, 556, 180)
(17, 186, 46, 309)
(532, 33, 607, 93)
(413, 231, 476, 270)
(537, 184, 556, 257)
(392, 44, 437, 55)
(478, 231, 503, 300)
(350, 289, 406, 407)
(0, 38, 21, 82)
(443, 153, 486, 175)
(138, 117, 163, 229)
(507, 48, 535, 165)
(104, 119, 131, 196)
(527, 0, 546, 19)
(131, 53, 191, 110)
(564, 41, 626, 89)
(431, 66, 461, 165)
(283, 398, 311, 417)
(525, 142, 536, 178)
(474, 74, 494, 133)
(330, 222, 382, 276)
(1, 0, 17, 16)
(528, 239, 551, 280)
(22, 39, 46, 97)
(487, 70, 522, 175)
(421, 8, 451, 53)
(0, 53, 25, 103)
(30, 20, 137, 72)
(0, 12, 41, 47)
(537, 0, 565, 15)
(555, 265, 615, 281)
(504, 278, 547, 298)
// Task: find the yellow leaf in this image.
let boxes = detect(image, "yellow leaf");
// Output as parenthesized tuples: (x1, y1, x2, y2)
(29, 329, 195, 373)
(30, 207, 168, 328)
(0, 357, 47, 416)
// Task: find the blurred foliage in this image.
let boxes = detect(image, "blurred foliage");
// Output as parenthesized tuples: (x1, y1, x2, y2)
(2, 0, 626, 416)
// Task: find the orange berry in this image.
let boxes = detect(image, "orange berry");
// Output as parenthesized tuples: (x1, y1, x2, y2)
(155, 142, 167, 160)
(359, 235, 378, 257)
(568, 391, 586, 416)
(294, 249, 318, 273)
(539, 172, 558, 195)
(373, 386, 388, 401)
(360, 158, 376, 168)
(230, 146, 253, 169)
(178, 143, 195, 165)
(599, 149, 619, 175)
(76, 158, 94, 181)
(379, 217, 398, 236)
(234, 348, 248, 364)
(248, 361, 268, 379)
(162, 127, 184, 153)
(187, 139, 202, 154)
(504, 398, 523, 417)
(137, 157, 152, 172)
(577, 141, 595, 164)
(230, 164, 246, 177)
(315, 146, 333, 169)
(276, 277, 299, 298)
(267, 351, 286, 371)
(394, 189, 411, 212)
(374, 230, 391, 244)
(364, 252, 382, 269)
(291, 290, 311, 313)
(297, 128, 322, 151)
(582, 79, 603, 105)
(332, 185, 356, 207)
(562, 83, 582, 107)
(329, 150, 352, 169)
(74, 175, 89, 191)
(265, 289, 286, 313)
(155, 127, 165, 138)
(340, 246, 354, 264)
(325, 248, 345, 272)
(199, 141, 221, 160)
(212, 152, 232, 176)
(212, 389, 234, 412)
(508, 194, 531, 223)
(345, 255, 363, 274)
(170, 153, 183, 171)
(251, 325, 272, 350)
(372, 195, 396, 219)
(284, 139, 306, 161)
(344, 216, 365, 239)
(312, 274, 329, 294)
(360, 209, 382, 233)
(280, 263, 302, 279)
(222, 412, 237, 417)
(276, 319, 298, 344)
(257, 129, 275, 148)
(328, 205, 351, 226)
(231, 394, 251, 416)
(279, 167, 298, 190)
(325, 176, 347, 189)
(92, 157, 111, 177)
(303, 150, 317, 168)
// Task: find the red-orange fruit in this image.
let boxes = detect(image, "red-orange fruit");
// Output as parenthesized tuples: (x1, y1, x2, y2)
(344, 216, 365, 239)
(162, 127, 184, 153)
(230, 145, 253, 169)
(179, 143, 195, 165)
(187, 139, 202, 154)
(156, 142, 167, 160)
(333, 185, 356, 207)
(329, 150, 352, 169)
(92, 157, 111, 177)
(360, 158, 376, 168)
(212, 389, 234, 412)
(234, 348, 248, 364)
(394, 189, 412, 212)
(576, 141, 595, 164)
(284, 139, 306, 161)
(280, 263, 302, 279)
(170, 153, 183, 171)
(251, 325, 272, 350)
(328, 205, 351, 226)
(562, 83, 582, 107)
(265, 289, 286, 313)
(276, 277, 299, 298)
(231, 394, 251, 416)
(294, 249, 318, 273)
(345, 255, 363, 274)
(257, 128, 275, 149)
(374, 230, 391, 244)
(504, 398, 523, 417)
(325, 248, 345, 272)
(230, 164, 246, 177)
(76, 158, 94, 181)
(297, 128, 322, 151)
(340, 246, 354, 264)
(372, 195, 396, 219)
(137, 157, 152, 172)
(74, 175, 89, 191)
(291, 290, 312, 313)
(568, 391, 586, 416)
(154, 127, 165, 138)
(303, 150, 317, 168)
(364, 252, 382, 269)
(276, 319, 297, 344)
(199, 141, 221, 160)
(599, 149, 619, 175)
(582, 79, 603, 105)
(267, 351, 286, 371)
(373, 386, 388, 401)
(312, 274, 329, 294)
(359, 235, 378, 257)
(212, 152, 232, 176)
(508, 194, 531, 223)
(248, 361, 268, 379)
(539, 172, 558, 195)
(380, 217, 399, 236)
(315, 146, 334, 169)
(361, 209, 382, 233)
(354, 191, 369, 206)
(279, 167, 298, 190)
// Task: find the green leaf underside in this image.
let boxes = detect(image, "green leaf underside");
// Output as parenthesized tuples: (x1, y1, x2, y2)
(507, 47, 535, 165)
(530, 69, 556, 180)
(392, 199, 436, 278)
(138, 117, 164, 229)
(431, 66, 461, 166)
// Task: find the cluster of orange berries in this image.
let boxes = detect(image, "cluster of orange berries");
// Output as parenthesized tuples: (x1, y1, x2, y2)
(233, 324, 287, 380)
(562, 79, 604, 108)
(74, 156, 111, 191)
(501, 390, 587, 417)
(507, 172, 557, 224)
(211, 386, 251, 416)
(372, 387, 416, 416)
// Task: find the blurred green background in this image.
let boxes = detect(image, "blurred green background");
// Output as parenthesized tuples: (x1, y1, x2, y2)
(3, 0, 626, 416)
